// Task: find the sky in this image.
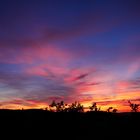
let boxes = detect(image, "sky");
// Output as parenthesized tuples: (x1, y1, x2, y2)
(0, 0, 140, 111)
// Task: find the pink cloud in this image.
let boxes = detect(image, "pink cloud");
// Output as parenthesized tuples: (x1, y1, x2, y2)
(0, 45, 73, 65)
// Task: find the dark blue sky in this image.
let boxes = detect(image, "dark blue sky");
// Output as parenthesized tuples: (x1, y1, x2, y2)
(0, 0, 140, 111)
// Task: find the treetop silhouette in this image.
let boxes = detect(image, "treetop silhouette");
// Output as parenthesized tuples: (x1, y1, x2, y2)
(128, 100, 139, 112)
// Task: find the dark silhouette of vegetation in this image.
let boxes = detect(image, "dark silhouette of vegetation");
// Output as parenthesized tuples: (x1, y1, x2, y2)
(2, 100, 140, 114)
(89, 102, 100, 112)
(112, 108, 118, 113)
(107, 107, 113, 112)
(47, 100, 121, 113)
(0, 100, 140, 138)
(0, 107, 139, 138)
(49, 100, 66, 112)
(107, 107, 118, 113)
(49, 100, 84, 112)
(67, 101, 84, 112)
(128, 100, 140, 112)
(49, 100, 119, 113)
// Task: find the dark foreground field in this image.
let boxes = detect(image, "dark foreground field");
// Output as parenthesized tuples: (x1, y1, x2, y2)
(0, 110, 140, 138)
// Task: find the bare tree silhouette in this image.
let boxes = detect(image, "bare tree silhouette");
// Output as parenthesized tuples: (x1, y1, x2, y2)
(128, 100, 139, 112)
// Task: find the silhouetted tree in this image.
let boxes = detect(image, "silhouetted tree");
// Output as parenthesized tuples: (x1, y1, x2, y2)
(45, 107, 48, 111)
(128, 100, 139, 112)
(112, 108, 118, 113)
(107, 107, 113, 112)
(56, 101, 65, 112)
(89, 103, 100, 112)
(49, 100, 57, 112)
(49, 100, 57, 108)
(67, 101, 84, 112)
(49, 100, 67, 112)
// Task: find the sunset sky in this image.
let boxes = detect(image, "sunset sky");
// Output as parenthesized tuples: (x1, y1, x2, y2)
(0, 0, 140, 111)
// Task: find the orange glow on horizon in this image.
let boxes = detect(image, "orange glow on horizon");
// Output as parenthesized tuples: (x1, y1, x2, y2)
(0, 99, 138, 112)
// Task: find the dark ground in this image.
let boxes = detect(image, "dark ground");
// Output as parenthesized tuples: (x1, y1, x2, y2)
(0, 110, 139, 139)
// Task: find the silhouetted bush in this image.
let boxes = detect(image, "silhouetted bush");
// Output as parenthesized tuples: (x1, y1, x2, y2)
(67, 101, 84, 112)
(128, 100, 139, 112)
(89, 102, 100, 112)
